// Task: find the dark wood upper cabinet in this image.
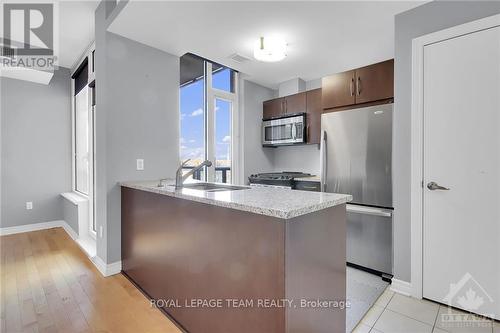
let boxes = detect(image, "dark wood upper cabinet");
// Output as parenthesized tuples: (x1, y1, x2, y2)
(306, 88, 322, 144)
(321, 70, 356, 110)
(284, 92, 306, 115)
(355, 59, 394, 104)
(263, 92, 306, 120)
(263, 98, 284, 120)
(322, 60, 393, 111)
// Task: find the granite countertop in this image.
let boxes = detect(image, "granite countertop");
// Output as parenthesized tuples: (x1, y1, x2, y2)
(120, 180, 351, 220)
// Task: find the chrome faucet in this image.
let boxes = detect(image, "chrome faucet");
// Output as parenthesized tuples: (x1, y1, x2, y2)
(175, 159, 212, 188)
(157, 178, 169, 187)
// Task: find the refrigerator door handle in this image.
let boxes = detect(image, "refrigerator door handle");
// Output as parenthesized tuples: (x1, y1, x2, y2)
(319, 130, 327, 192)
(346, 204, 393, 218)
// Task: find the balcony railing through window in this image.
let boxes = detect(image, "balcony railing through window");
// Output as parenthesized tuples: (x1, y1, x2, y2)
(182, 166, 231, 184)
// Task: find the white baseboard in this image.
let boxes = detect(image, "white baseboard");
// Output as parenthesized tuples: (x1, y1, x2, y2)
(0, 220, 65, 236)
(0, 219, 121, 278)
(61, 221, 78, 240)
(91, 255, 122, 277)
(391, 278, 412, 296)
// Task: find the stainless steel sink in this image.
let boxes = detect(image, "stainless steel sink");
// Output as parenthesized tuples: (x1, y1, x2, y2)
(180, 183, 250, 192)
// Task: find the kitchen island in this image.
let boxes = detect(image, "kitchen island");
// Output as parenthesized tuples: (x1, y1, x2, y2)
(121, 181, 351, 333)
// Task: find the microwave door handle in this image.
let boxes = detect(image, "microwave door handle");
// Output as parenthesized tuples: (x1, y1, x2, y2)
(262, 123, 268, 144)
(292, 123, 297, 140)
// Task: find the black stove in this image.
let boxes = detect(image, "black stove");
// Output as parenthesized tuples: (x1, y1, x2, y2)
(248, 172, 313, 188)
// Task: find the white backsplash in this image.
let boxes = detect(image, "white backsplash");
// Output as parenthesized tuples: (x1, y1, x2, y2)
(272, 144, 321, 175)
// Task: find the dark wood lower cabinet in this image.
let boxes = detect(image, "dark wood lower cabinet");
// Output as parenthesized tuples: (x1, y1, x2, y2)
(121, 187, 346, 333)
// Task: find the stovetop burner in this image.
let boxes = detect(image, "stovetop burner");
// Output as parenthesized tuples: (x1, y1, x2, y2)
(249, 172, 312, 180)
(248, 172, 315, 188)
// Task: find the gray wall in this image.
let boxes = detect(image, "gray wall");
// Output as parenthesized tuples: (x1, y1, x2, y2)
(241, 80, 276, 183)
(106, 32, 179, 263)
(278, 78, 306, 97)
(1, 68, 72, 228)
(305, 78, 322, 91)
(393, 1, 500, 282)
(95, 1, 180, 264)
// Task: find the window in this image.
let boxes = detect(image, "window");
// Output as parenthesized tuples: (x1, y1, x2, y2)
(180, 54, 238, 183)
(212, 66, 235, 93)
(72, 59, 91, 195)
(75, 87, 90, 194)
(214, 98, 232, 183)
(180, 64, 206, 180)
(72, 46, 96, 236)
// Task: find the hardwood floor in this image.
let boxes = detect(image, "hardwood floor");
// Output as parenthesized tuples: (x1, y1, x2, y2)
(0, 228, 181, 333)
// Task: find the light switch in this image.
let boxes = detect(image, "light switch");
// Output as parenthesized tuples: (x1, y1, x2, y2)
(26, 202, 33, 210)
(136, 159, 144, 171)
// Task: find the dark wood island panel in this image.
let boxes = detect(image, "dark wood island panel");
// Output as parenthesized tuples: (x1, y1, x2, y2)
(121, 187, 346, 333)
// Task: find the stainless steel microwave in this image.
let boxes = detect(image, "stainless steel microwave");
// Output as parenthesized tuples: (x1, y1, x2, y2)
(262, 113, 306, 146)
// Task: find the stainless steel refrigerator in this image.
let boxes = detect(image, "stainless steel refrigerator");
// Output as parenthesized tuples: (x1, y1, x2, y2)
(320, 103, 393, 277)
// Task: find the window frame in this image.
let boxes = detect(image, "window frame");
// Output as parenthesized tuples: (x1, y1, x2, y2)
(205, 62, 239, 183)
(179, 58, 240, 184)
(71, 42, 96, 238)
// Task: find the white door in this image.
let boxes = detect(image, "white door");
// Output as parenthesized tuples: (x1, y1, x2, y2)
(423, 25, 500, 319)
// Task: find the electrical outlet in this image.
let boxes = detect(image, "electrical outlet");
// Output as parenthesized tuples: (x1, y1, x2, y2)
(26, 202, 33, 210)
(99, 225, 103, 238)
(136, 159, 144, 171)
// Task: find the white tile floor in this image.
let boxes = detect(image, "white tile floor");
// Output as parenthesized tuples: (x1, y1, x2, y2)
(353, 287, 499, 333)
(346, 267, 389, 332)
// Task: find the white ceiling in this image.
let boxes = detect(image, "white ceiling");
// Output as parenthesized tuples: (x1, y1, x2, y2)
(108, 1, 424, 89)
(59, 1, 99, 69)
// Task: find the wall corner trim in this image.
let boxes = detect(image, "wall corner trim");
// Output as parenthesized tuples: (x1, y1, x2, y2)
(61, 221, 79, 240)
(91, 255, 122, 277)
(390, 278, 412, 297)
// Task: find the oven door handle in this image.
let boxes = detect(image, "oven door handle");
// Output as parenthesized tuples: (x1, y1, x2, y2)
(346, 204, 393, 218)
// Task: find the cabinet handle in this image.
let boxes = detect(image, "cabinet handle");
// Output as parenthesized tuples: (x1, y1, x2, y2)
(350, 77, 354, 96)
(284, 99, 287, 113)
(357, 77, 362, 95)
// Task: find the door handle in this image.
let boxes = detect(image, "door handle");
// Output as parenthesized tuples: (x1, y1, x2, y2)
(427, 181, 450, 191)
(350, 78, 354, 96)
(357, 76, 362, 95)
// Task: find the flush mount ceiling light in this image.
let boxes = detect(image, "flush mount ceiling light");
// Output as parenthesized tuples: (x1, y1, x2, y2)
(253, 36, 287, 62)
